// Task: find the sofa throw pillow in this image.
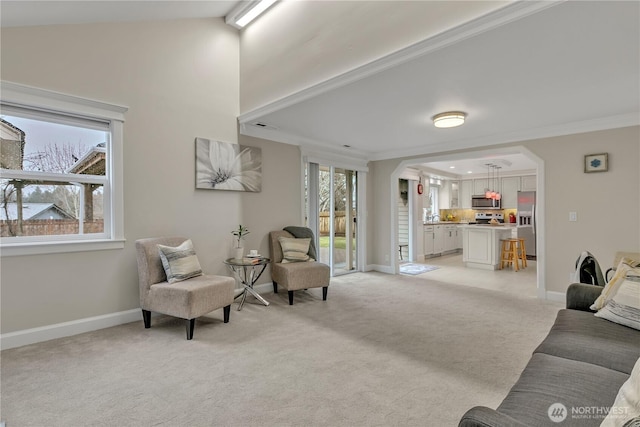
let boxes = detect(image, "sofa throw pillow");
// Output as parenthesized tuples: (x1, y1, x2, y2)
(592, 258, 640, 311)
(595, 278, 640, 330)
(600, 357, 640, 427)
(157, 239, 203, 283)
(278, 237, 313, 263)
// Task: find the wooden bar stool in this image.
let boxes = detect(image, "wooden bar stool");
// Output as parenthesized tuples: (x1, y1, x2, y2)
(517, 238, 527, 268)
(500, 239, 520, 271)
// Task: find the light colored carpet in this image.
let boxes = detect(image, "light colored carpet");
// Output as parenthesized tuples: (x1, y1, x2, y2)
(0, 272, 562, 426)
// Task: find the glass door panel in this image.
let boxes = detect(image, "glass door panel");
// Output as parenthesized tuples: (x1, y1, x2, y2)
(311, 164, 358, 276)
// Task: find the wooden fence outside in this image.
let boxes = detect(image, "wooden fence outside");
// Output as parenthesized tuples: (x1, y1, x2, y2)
(319, 211, 356, 237)
(0, 219, 104, 237)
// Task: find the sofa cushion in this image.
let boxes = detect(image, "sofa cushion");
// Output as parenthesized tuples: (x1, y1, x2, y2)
(534, 309, 640, 375)
(497, 353, 629, 427)
(271, 261, 329, 291)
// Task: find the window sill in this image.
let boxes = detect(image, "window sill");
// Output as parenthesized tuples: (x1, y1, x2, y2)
(1, 239, 126, 257)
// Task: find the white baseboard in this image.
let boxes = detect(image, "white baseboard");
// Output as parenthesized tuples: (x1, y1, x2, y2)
(367, 264, 394, 274)
(1, 308, 141, 351)
(1, 285, 282, 351)
(545, 291, 566, 303)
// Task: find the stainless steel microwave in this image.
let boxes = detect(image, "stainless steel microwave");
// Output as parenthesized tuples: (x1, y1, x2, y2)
(471, 195, 502, 209)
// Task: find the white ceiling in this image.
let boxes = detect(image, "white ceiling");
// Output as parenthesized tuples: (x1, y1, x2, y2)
(240, 1, 639, 165)
(2, 1, 638, 175)
(0, 1, 241, 27)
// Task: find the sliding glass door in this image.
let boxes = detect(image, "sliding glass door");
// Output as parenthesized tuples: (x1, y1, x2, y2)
(306, 163, 358, 276)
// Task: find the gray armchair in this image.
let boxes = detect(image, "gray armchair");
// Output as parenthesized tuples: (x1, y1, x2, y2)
(135, 237, 235, 339)
(268, 228, 330, 305)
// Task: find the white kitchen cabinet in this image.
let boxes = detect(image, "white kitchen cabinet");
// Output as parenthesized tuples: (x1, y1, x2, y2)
(456, 226, 463, 249)
(500, 176, 521, 209)
(439, 182, 451, 209)
(460, 180, 473, 209)
(473, 178, 489, 196)
(433, 225, 444, 254)
(450, 181, 460, 208)
(424, 225, 434, 256)
(443, 224, 457, 252)
(521, 175, 536, 191)
(460, 225, 512, 270)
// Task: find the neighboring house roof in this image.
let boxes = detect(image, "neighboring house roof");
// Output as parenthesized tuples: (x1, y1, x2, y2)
(0, 203, 75, 221)
(67, 143, 106, 175)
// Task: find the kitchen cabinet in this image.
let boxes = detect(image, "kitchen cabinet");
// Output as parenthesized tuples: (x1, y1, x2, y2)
(521, 175, 536, 191)
(460, 180, 473, 209)
(460, 225, 512, 270)
(473, 178, 489, 196)
(443, 224, 457, 252)
(456, 226, 463, 249)
(500, 176, 521, 209)
(439, 180, 460, 209)
(424, 225, 434, 256)
(450, 181, 459, 208)
(433, 225, 444, 254)
(425, 224, 457, 257)
(439, 182, 451, 209)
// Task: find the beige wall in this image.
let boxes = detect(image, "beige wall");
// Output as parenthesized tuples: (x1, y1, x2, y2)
(369, 126, 640, 293)
(239, 0, 506, 113)
(0, 19, 302, 334)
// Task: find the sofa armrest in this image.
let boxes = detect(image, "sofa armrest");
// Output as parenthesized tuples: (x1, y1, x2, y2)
(459, 406, 528, 427)
(566, 283, 603, 312)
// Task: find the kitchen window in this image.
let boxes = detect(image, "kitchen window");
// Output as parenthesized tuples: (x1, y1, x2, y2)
(0, 81, 127, 256)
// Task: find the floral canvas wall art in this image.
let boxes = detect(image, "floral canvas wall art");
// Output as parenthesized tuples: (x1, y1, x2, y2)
(195, 138, 262, 192)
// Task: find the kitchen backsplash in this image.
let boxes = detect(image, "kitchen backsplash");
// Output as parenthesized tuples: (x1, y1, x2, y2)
(439, 208, 518, 222)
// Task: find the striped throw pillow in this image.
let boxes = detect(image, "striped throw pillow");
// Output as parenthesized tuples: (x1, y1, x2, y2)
(595, 277, 640, 330)
(157, 239, 203, 283)
(278, 237, 312, 263)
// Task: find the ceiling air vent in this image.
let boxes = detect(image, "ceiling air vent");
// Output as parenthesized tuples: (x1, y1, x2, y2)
(251, 122, 278, 131)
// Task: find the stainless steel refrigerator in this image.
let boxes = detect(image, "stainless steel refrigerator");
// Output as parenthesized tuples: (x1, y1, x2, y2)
(517, 191, 536, 257)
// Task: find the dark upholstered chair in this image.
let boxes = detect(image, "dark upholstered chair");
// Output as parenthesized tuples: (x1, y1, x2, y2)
(135, 237, 235, 339)
(268, 229, 330, 305)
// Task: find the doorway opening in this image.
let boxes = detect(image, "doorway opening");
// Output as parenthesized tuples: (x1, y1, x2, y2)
(390, 146, 546, 299)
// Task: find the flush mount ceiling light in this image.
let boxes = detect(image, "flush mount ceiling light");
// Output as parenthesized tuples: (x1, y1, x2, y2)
(432, 111, 467, 128)
(226, 0, 278, 29)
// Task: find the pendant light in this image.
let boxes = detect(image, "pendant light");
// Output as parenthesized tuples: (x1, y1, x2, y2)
(491, 165, 497, 198)
(494, 166, 501, 200)
(485, 164, 492, 199)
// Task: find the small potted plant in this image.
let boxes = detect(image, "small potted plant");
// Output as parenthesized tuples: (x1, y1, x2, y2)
(231, 225, 250, 259)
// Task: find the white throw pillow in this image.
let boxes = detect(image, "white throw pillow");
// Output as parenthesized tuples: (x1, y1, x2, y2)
(600, 357, 640, 427)
(157, 239, 203, 283)
(595, 278, 640, 330)
(592, 259, 640, 311)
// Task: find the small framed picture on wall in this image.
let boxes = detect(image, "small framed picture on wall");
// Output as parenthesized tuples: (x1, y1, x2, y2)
(584, 153, 608, 173)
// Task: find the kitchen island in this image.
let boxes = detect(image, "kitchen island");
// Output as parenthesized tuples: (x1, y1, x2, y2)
(458, 224, 513, 270)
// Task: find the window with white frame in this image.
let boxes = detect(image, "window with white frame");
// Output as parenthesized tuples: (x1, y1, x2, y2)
(0, 82, 127, 255)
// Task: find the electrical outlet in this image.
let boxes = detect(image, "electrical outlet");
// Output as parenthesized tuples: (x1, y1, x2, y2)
(569, 212, 577, 222)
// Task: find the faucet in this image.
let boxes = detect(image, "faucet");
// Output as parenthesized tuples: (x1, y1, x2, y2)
(429, 214, 440, 223)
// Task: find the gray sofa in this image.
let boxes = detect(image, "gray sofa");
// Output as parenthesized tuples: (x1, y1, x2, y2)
(459, 283, 640, 427)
